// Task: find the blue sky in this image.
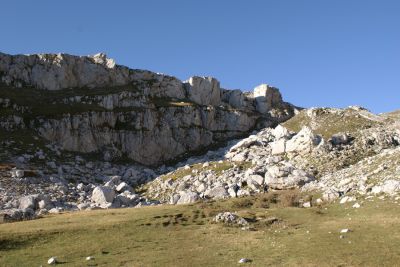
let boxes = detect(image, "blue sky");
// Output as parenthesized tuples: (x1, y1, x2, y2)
(1, 0, 399, 113)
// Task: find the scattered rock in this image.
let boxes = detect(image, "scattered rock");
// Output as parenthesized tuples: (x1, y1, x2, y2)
(214, 212, 249, 226)
(91, 186, 116, 206)
(47, 257, 57, 265)
(238, 258, 252, 263)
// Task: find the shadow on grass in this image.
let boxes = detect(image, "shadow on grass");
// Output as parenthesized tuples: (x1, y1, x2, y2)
(0, 238, 33, 251)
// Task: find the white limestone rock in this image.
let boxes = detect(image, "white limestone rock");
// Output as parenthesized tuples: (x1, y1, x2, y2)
(91, 186, 115, 206)
(285, 126, 322, 154)
(253, 84, 282, 113)
(185, 76, 221, 106)
(176, 192, 199, 204)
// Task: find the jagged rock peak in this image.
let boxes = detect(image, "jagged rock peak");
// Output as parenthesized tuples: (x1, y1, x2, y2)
(0, 52, 129, 90)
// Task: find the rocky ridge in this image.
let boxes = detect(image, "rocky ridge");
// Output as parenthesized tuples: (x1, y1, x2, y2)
(0, 52, 295, 166)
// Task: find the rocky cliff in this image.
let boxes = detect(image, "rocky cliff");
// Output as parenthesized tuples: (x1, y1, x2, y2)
(0, 52, 296, 166)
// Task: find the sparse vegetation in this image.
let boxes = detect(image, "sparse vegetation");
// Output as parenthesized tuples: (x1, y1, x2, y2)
(283, 108, 381, 139)
(1, 195, 400, 266)
(159, 160, 253, 182)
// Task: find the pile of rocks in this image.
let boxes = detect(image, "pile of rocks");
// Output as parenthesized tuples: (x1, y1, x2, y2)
(145, 126, 317, 204)
(213, 212, 249, 226)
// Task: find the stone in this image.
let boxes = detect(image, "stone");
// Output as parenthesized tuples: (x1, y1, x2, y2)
(339, 196, 356, 204)
(330, 133, 350, 145)
(352, 203, 361, 208)
(176, 192, 199, 204)
(18, 195, 38, 210)
(253, 84, 282, 113)
(86, 256, 94, 261)
(270, 139, 286, 155)
(238, 258, 252, 263)
(205, 186, 229, 199)
(265, 166, 314, 190)
(48, 257, 57, 265)
(273, 125, 291, 140)
(340, 229, 350, 233)
(91, 186, 116, 205)
(1, 208, 35, 222)
(170, 194, 181, 205)
(15, 169, 24, 178)
(38, 198, 53, 210)
(185, 76, 221, 106)
(116, 182, 132, 193)
(77, 203, 91, 210)
(247, 174, 264, 186)
(303, 202, 311, 208)
(214, 212, 249, 226)
(285, 127, 321, 154)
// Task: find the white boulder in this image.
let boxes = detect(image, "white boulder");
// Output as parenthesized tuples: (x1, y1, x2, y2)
(91, 186, 115, 205)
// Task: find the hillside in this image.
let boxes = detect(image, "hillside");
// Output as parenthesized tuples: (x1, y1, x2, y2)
(0, 52, 400, 267)
(2, 194, 400, 266)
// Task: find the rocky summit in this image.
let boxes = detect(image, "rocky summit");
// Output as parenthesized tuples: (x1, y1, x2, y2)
(0, 52, 399, 225)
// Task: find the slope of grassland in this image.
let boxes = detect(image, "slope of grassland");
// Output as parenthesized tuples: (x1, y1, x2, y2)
(1, 192, 400, 267)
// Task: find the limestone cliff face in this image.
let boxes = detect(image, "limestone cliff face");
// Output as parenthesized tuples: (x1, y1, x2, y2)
(0, 52, 296, 165)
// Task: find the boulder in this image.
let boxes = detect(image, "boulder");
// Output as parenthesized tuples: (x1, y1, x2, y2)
(270, 139, 286, 155)
(205, 186, 229, 199)
(176, 191, 199, 204)
(265, 165, 314, 190)
(116, 182, 132, 193)
(18, 195, 39, 210)
(330, 133, 350, 145)
(272, 125, 291, 140)
(1, 208, 35, 222)
(246, 174, 264, 186)
(286, 126, 321, 154)
(91, 186, 116, 205)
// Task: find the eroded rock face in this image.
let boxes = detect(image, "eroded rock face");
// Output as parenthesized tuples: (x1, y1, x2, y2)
(0, 52, 129, 90)
(184, 76, 221, 106)
(0, 52, 295, 166)
(254, 84, 283, 113)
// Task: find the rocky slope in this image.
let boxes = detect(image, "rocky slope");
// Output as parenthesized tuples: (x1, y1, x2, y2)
(144, 107, 400, 204)
(0, 51, 296, 221)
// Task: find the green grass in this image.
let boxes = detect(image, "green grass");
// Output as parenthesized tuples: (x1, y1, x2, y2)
(0, 83, 142, 119)
(150, 97, 195, 108)
(283, 108, 381, 139)
(1, 194, 400, 266)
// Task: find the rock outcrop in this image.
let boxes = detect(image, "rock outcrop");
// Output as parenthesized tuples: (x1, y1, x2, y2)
(0, 52, 296, 166)
(145, 107, 400, 204)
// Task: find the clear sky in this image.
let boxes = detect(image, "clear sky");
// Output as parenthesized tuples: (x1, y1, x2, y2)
(1, 0, 399, 113)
